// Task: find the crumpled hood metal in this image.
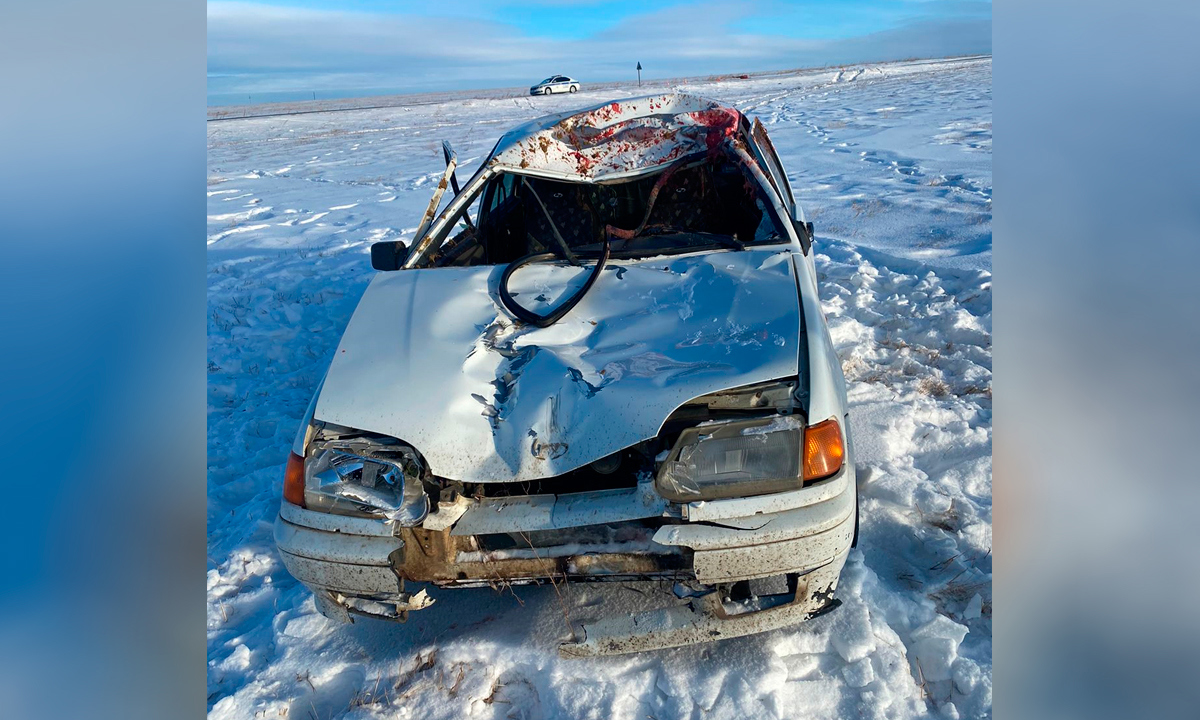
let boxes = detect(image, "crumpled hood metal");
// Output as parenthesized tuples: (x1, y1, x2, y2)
(315, 248, 801, 483)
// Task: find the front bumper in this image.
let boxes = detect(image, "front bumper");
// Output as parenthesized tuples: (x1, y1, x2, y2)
(560, 547, 850, 657)
(274, 466, 855, 652)
(275, 508, 404, 597)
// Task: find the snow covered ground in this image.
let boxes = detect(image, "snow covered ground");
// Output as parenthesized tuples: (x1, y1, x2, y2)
(208, 56, 991, 719)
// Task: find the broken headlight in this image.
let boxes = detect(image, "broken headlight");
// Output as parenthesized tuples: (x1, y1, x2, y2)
(656, 416, 804, 501)
(302, 438, 429, 525)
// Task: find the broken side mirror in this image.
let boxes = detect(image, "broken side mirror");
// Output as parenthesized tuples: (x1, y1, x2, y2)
(371, 240, 409, 271)
(793, 219, 814, 254)
(442, 140, 462, 196)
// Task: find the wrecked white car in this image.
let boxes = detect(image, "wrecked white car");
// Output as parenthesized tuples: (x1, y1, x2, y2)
(275, 93, 857, 656)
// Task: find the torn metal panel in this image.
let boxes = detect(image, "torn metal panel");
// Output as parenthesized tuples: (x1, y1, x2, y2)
(559, 548, 849, 657)
(420, 495, 472, 532)
(450, 484, 666, 536)
(316, 248, 801, 483)
(652, 487, 854, 584)
(312, 589, 353, 623)
(489, 94, 742, 182)
(312, 588, 436, 624)
(451, 494, 555, 535)
(341, 590, 434, 622)
(653, 488, 853, 551)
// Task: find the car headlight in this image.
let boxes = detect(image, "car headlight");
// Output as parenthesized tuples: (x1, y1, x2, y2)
(656, 415, 843, 501)
(284, 436, 429, 525)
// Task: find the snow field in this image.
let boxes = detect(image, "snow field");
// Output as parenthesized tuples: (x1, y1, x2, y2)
(208, 56, 991, 719)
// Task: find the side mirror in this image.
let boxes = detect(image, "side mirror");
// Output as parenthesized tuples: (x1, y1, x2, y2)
(442, 140, 462, 196)
(793, 219, 814, 254)
(371, 240, 409, 271)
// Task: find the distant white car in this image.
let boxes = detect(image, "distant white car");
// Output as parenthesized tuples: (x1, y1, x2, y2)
(530, 75, 579, 95)
(275, 93, 856, 656)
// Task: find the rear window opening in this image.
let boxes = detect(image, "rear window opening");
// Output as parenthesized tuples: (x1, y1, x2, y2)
(427, 153, 789, 268)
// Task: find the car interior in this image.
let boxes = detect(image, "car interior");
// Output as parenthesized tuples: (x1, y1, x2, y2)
(427, 153, 787, 267)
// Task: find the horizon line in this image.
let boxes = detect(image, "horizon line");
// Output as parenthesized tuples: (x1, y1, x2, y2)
(207, 53, 992, 119)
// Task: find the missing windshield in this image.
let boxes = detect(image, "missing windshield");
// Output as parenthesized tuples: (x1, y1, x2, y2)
(428, 152, 788, 268)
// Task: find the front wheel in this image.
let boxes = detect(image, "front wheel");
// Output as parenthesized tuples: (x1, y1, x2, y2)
(569, 85, 578, 93)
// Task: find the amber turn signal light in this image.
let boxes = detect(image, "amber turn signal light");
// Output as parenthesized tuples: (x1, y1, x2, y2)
(283, 451, 306, 507)
(802, 418, 844, 483)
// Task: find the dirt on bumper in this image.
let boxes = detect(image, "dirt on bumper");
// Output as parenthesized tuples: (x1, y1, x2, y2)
(274, 470, 855, 653)
(559, 548, 850, 657)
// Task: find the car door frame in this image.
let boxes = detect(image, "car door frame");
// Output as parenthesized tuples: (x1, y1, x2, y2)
(743, 117, 813, 256)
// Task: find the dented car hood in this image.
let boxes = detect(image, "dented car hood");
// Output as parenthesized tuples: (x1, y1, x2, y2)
(316, 248, 801, 483)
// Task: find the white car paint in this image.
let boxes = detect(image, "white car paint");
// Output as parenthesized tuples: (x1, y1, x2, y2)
(530, 75, 579, 95)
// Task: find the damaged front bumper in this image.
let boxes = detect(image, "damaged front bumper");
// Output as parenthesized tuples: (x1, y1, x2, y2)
(274, 465, 855, 654)
(560, 547, 849, 657)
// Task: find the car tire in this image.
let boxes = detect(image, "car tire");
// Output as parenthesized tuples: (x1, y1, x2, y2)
(569, 85, 577, 93)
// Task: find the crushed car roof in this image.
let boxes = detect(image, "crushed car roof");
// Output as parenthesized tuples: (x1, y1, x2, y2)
(488, 93, 742, 182)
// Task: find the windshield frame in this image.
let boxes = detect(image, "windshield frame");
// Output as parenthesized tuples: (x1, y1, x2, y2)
(407, 142, 801, 269)
(405, 163, 495, 267)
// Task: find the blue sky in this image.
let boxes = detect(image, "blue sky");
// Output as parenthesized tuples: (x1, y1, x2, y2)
(207, 0, 991, 104)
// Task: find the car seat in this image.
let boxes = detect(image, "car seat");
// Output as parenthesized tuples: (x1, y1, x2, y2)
(523, 181, 599, 254)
